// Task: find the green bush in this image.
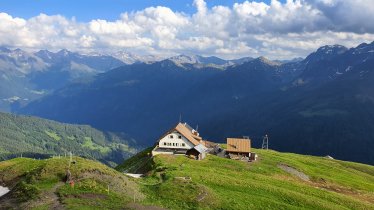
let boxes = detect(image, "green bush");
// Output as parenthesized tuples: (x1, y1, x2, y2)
(14, 181, 41, 201)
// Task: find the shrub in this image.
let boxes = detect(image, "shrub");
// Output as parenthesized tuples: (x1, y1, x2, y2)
(14, 181, 41, 201)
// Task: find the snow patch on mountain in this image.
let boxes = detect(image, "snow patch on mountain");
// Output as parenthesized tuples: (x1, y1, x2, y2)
(0, 48, 48, 74)
(3, 96, 21, 103)
(111, 51, 163, 64)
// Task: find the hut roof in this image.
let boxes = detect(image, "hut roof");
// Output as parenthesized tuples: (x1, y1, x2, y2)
(159, 122, 202, 146)
(226, 138, 251, 153)
(193, 144, 208, 154)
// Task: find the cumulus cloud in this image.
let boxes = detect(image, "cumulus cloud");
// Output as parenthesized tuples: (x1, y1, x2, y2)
(0, 0, 374, 59)
(305, 0, 374, 33)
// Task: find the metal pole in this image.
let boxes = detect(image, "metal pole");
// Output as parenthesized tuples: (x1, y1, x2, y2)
(262, 135, 269, 150)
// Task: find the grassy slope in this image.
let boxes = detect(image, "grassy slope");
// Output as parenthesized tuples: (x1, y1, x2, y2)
(2, 149, 373, 210)
(124, 148, 374, 210)
(115, 147, 154, 173)
(0, 112, 138, 165)
(0, 157, 142, 209)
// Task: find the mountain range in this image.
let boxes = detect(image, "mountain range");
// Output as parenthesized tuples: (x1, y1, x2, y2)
(13, 41, 374, 165)
(0, 48, 126, 111)
(0, 47, 256, 112)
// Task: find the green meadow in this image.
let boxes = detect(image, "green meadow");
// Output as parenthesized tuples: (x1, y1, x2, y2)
(128, 149, 374, 210)
(1, 148, 373, 209)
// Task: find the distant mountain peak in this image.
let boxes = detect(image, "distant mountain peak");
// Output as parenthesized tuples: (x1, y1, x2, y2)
(37, 49, 53, 54)
(0, 46, 11, 53)
(316, 45, 348, 55)
(168, 54, 199, 64)
(168, 54, 233, 67)
(352, 42, 374, 55)
(254, 56, 281, 66)
(274, 57, 304, 64)
(13, 48, 23, 53)
(111, 51, 163, 64)
(57, 49, 73, 56)
(304, 44, 348, 63)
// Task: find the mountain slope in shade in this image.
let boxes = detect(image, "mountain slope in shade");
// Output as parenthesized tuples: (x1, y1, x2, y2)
(19, 56, 292, 145)
(19, 42, 374, 164)
(0, 47, 259, 112)
(201, 42, 374, 164)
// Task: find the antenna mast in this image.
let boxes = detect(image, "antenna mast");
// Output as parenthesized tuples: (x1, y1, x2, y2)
(262, 135, 269, 150)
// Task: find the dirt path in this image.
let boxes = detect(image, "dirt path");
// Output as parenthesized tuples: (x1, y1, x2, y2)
(126, 202, 167, 210)
(278, 163, 310, 181)
(196, 189, 208, 202)
(27, 182, 65, 210)
(49, 182, 65, 210)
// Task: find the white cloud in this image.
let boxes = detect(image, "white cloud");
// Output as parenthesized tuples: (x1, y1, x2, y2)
(0, 0, 373, 59)
(193, 0, 208, 15)
(313, 0, 374, 33)
(233, 1, 269, 17)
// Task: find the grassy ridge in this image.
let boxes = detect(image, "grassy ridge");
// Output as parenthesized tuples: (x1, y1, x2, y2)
(0, 112, 138, 165)
(0, 157, 142, 209)
(132, 149, 374, 209)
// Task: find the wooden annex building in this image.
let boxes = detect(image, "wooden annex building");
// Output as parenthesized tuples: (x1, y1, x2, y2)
(226, 138, 256, 160)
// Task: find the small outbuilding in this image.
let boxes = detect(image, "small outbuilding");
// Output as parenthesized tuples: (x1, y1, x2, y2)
(226, 138, 251, 160)
(186, 144, 208, 160)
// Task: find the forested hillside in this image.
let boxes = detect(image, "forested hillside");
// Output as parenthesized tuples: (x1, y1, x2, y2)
(0, 112, 137, 166)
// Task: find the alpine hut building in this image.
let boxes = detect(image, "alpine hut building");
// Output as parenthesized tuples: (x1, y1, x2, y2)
(152, 122, 209, 160)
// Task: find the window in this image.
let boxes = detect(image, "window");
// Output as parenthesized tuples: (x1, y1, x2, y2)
(182, 143, 185, 147)
(170, 135, 173, 139)
(175, 143, 178, 147)
(173, 143, 175, 146)
(178, 135, 182, 139)
(163, 142, 167, 146)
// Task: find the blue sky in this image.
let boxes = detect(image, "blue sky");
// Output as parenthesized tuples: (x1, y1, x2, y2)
(0, 0, 281, 21)
(0, 0, 373, 59)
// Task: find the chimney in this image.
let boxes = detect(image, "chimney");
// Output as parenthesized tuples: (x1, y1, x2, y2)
(192, 129, 199, 136)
